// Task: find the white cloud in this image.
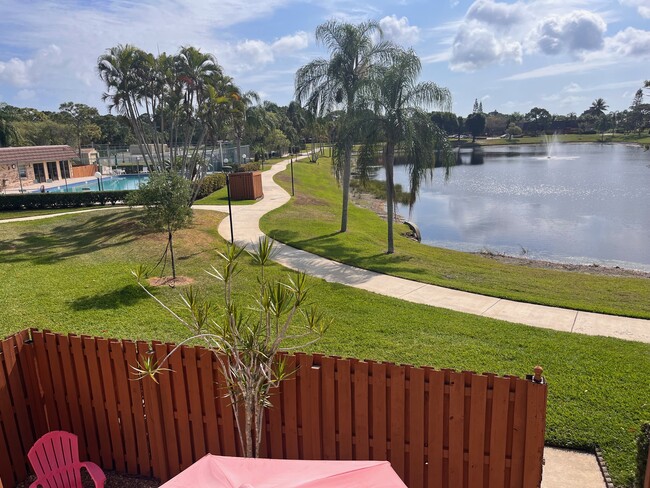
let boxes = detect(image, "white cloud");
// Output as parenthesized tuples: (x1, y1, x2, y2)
(502, 58, 617, 81)
(535, 10, 606, 55)
(0, 58, 32, 87)
(450, 22, 522, 71)
(619, 0, 650, 19)
(235, 40, 275, 65)
(271, 32, 309, 53)
(379, 15, 420, 45)
(466, 0, 526, 27)
(0, 44, 63, 87)
(604, 27, 650, 57)
(564, 82, 582, 93)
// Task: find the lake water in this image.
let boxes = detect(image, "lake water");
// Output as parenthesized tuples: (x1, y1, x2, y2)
(371, 143, 650, 271)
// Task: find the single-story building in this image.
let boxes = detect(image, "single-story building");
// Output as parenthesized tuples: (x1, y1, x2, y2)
(0, 145, 78, 191)
(79, 147, 99, 165)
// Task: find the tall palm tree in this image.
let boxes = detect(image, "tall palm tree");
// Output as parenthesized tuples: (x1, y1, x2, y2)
(295, 20, 396, 232)
(589, 98, 609, 117)
(360, 49, 452, 254)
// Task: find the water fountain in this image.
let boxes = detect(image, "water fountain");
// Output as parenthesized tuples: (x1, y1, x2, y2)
(538, 133, 578, 160)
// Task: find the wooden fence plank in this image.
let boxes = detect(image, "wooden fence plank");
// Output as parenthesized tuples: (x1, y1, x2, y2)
(488, 376, 510, 488)
(70, 336, 100, 464)
(282, 355, 299, 459)
(31, 332, 60, 430)
(215, 359, 238, 456)
(321, 356, 336, 460)
(97, 338, 125, 473)
(408, 367, 425, 488)
(390, 364, 406, 481)
(523, 382, 546, 488)
(509, 377, 527, 488)
(155, 343, 181, 477)
(337, 359, 353, 460)
(110, 340, 139, 475)
(184, 347, 207, 461)
(18, 332, 48, 438)
(371, 362, 388, 461)
(468, 374, 488, 488)
(168, 346, 193, 472)
(198, 349, 220, 455)
(45, 332, 72, 432)
(0, 342, 26, 483)
(297, 353, 313, 459)
(1, 336, 34, 457)
(83, 336, 113, 469)
(353, 361, 370, 460)
(448, 371, 465, 488)
(427, 369, 445, 488)
(138, 341, 167, 481)
(56, 336, 85, 457)
(124, 341, 151, 476)
(268, 383, 284, 458)
(309, 360, 323, 460)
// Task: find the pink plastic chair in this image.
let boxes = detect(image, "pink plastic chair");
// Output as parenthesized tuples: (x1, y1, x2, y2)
(27, 431, 106, 488)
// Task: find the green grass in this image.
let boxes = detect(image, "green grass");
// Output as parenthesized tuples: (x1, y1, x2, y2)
(0, 206, 126, 220)
(0, 209, 648, 486)
(475, 133, 650, 146)
(260, 158, 650, 319)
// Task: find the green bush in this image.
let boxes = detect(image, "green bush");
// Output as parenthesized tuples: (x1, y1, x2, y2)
(235, 162, 260, 173)
(194, 173, 226, 199)
(637, 423, 650, 487)
(0, 191, 130, 211)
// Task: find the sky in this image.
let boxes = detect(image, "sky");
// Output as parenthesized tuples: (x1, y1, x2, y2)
(0, 0, 649, 117)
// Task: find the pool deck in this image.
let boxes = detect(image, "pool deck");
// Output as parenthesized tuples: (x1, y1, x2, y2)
(3, 175, 106, 194)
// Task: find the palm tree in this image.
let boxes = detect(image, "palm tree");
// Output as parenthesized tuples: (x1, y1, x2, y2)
(295, 20, 396, 233)
(589, 98, 609, 117)
(360, 49, 452, 254)
(230, 90, 260, 163)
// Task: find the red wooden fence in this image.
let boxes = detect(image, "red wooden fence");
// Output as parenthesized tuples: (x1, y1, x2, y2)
(0, 329, 547, 487)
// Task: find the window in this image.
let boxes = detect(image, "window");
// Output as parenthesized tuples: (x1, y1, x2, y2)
(18, 165, 27, 178)
(59, 161, 71, 179)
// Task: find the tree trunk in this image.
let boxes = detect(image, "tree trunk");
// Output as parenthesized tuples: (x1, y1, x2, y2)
(169, 230, 176, 280)
(385, 142, 395, 254)
(340, 142, 352, 233)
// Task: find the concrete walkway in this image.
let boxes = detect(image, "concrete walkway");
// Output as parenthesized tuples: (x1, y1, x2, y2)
(198, 158, 650, 345)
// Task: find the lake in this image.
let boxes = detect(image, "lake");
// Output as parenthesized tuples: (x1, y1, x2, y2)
(371, 143, 650, 271)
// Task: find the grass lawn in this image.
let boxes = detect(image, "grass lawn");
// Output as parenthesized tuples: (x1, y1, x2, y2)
(472, 133, 650, 146)
(260, 158, 650, 319)
(0, 209, 648, 486)
(0, 206, 127, 220)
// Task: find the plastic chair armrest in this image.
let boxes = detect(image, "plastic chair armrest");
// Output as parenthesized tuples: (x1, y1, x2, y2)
(82, 461, 106, 487)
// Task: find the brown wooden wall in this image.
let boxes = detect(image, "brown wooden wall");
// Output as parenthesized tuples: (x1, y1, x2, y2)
(70, 164, 99, 178)
(0, 330, 547, 487)
(229, 171, 263, 200)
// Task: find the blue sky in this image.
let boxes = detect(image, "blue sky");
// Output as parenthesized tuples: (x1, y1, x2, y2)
(1, 0, 649, 117)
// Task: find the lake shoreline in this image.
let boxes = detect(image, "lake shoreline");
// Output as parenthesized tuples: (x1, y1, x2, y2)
(352, 191, 650, 280)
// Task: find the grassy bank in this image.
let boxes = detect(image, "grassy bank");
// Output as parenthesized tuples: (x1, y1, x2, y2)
(260, 158, 650, 319)
(468, 133, 650, 146)
(0, 209, 648, 485)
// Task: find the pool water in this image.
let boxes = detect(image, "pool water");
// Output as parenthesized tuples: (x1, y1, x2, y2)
(46, 175, 149, 193)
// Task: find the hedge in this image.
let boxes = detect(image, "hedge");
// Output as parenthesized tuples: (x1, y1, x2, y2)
(233, 162, 260, 173)
(194, 173, 226, 199)
(0, 191, 131, 211)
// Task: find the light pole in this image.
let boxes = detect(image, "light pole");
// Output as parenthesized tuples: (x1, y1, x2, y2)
(290, 154, 295, 196)
(94, 171, 103, 191)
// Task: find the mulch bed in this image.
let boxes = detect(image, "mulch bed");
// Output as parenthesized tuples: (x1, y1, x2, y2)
(17, 471, 160, 487)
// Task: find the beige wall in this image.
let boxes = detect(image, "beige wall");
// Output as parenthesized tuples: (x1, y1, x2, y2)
(0, 160, 71, 191)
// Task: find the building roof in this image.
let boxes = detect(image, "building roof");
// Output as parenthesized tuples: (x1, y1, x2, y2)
(0, 145, 78, 166)
(80, 148, 98, 154)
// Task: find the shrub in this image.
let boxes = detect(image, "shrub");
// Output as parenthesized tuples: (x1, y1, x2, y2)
(194, 173, 226, 199)
(235, 162, 260, 173)
(0, 191, 131, 211)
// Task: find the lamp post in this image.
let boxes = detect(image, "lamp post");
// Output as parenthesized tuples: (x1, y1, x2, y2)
(242, 154, 247, 165)
(290, 155, 295, 196)
(94, 171, 103, 191)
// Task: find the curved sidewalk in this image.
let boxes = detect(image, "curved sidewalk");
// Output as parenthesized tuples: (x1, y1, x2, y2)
(201, 157, 650, 344)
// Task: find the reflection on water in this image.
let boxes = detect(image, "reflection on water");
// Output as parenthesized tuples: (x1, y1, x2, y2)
(371, 143, 650, 271)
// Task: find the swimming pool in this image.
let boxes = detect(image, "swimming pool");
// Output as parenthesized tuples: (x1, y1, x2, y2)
(45, 175, 149, 193)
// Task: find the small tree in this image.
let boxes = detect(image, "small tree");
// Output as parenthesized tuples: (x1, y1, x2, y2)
(128, 171, 193, 280)
(506, 122, 522, 140)
(465, 112, 486, 143)
(133, 236, 329, 457)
